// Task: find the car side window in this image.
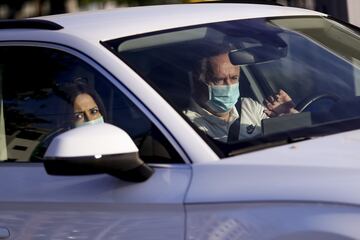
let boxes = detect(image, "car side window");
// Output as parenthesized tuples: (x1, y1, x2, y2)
(0, 46, 183, 163)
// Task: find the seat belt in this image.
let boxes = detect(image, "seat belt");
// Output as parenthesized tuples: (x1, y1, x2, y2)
(227, 99, 242, 143)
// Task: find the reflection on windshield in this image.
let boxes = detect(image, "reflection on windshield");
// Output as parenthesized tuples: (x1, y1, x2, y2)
(104, 16, 360, 156)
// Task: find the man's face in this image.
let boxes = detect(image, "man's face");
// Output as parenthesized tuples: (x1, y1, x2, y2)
(193, 52, 241, 116)
(206, 53, 240, 86)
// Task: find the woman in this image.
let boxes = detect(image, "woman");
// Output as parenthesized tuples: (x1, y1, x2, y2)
(57, 80, 106, 128)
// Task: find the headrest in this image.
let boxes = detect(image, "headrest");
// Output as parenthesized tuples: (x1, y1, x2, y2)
(147, 64, 192, 110)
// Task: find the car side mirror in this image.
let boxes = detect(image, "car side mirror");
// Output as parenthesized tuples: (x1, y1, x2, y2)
(44, 123, 153, 182)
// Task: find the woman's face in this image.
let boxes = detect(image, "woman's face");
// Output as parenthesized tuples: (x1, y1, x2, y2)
(73, 93, 102, 125)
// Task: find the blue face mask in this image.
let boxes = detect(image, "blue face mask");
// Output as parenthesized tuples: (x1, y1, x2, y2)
(206, 83, 240, 113)
(75, 116, 104, 128)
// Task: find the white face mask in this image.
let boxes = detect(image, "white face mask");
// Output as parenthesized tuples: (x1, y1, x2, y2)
(206, 82, 240, 113)
(75, 116, 104, 128)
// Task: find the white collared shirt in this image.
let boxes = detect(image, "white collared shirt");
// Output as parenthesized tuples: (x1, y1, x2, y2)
(183, 98, 268, 142)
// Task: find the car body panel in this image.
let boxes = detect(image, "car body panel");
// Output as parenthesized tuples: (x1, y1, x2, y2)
(185, 130, 360, 239)
(187, 129, 360, 205)
(0, 164, 191, 239)
(186, 203, 360, 240)
(37, 4, 325, 42)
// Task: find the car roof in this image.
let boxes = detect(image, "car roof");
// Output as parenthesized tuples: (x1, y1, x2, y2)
(38, 3, 325, 42)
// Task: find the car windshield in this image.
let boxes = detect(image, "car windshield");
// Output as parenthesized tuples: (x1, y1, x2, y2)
(103, 16, 360, 157)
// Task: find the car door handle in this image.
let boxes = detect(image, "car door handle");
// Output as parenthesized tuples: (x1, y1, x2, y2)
(0, 227, 9, 239)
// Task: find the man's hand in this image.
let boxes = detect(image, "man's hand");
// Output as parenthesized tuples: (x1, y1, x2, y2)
(263, 89, 298, 117)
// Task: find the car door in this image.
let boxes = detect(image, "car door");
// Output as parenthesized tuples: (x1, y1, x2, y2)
(0, 44, 190, 240)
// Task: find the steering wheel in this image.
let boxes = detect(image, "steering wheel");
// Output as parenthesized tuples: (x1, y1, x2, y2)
(295, 93, 340, 112)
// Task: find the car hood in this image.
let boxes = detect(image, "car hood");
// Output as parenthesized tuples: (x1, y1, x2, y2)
(187, 128, 360, 205)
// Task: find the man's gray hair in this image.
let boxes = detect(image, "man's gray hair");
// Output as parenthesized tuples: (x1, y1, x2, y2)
(192, 43, 235, 84)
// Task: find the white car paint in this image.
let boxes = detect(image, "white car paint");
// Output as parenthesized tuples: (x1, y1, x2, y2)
(39, 4, 325, 42)
(185, 130, 360, 240)
(187, 129, 360, 204)
(186, 203, 360, 240)
(45, 123, 139, 157)
(0, 3, 359, 240)
(0, 164, 191, 239)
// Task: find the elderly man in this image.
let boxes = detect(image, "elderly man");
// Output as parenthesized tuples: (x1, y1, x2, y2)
(184, 48, 298, 143)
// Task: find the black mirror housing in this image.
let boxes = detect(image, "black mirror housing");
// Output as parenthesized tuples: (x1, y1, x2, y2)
(44, 153, 154, 182)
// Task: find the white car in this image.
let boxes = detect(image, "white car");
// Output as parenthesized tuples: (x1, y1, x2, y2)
(1, 3, 360, 240)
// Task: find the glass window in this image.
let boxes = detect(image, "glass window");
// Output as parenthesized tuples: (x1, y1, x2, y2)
(103, 16, 360, 157)
(0, 46, 182, 163)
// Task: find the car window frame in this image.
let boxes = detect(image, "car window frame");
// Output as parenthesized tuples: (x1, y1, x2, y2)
(0, 41, 191, 165)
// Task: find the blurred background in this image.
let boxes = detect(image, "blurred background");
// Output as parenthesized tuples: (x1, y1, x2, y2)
(0, 0, 359, 27)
